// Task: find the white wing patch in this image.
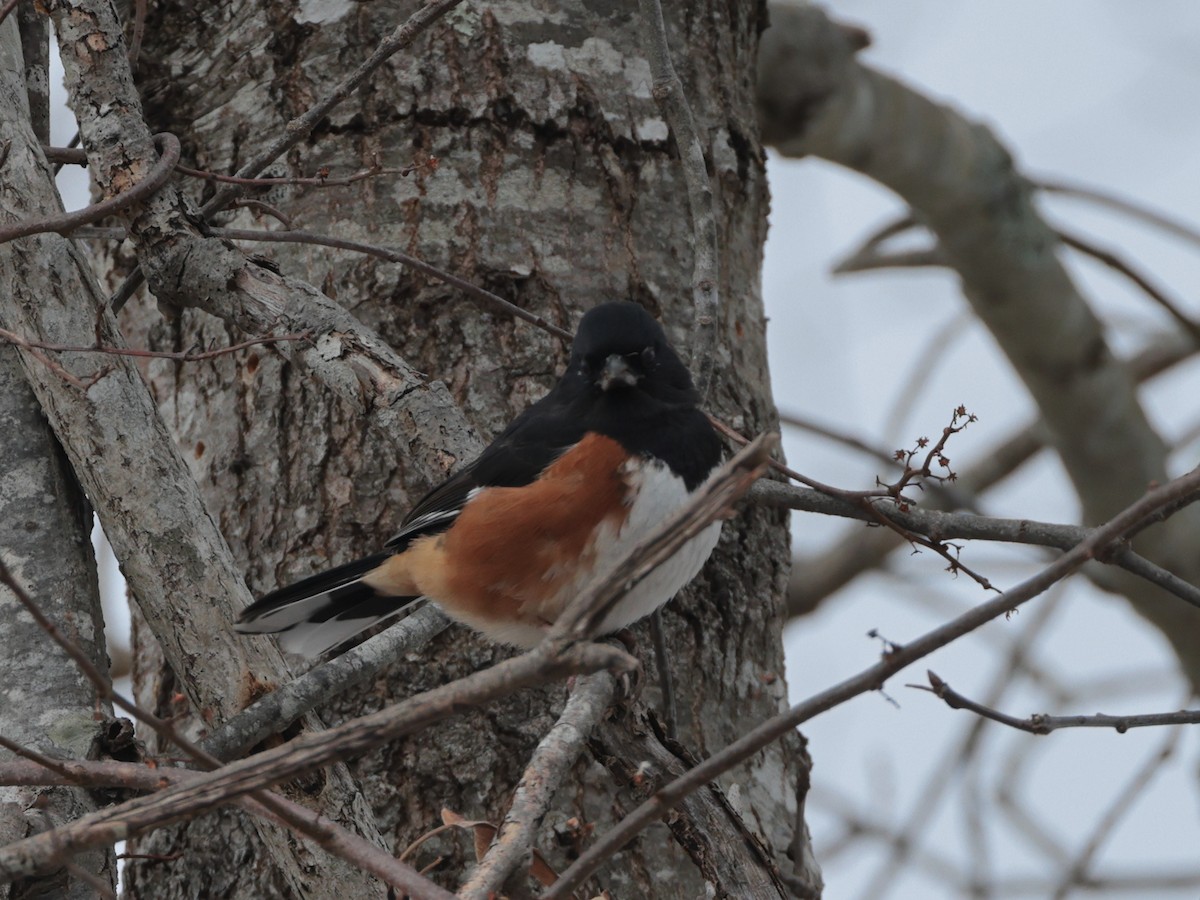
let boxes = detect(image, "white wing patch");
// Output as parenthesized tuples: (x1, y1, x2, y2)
(388, 488, 483, 546)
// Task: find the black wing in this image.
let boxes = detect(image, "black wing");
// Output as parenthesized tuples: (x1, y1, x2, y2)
(384, 393, 587, 551)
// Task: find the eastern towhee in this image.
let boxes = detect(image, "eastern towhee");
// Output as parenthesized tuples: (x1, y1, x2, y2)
(235, 302, 723, 658)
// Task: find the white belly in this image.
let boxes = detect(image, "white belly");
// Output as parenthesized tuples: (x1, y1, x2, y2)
(580, 457, 721, 636)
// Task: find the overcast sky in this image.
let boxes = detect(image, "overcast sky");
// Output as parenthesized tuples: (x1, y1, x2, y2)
(766, 4, 1200, 898)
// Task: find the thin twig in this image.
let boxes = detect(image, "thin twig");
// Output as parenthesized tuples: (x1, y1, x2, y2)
(0, 326, 312, 364)
(0, 134, 180, 244)
(649, 608, 679, 738)
(229, 199, 294, 229)
(636, 0, 720, 400)
(831, 214, 948, 274)
(779, 407, 978, 511)
(1038, 177, 1200, 252)
(543, 463, 1200, 898)
(914, 671, 1200, 734)
(215, 227, 573, 341)
(1056, 227, 1200, 343)
(176, 160, 431, 187)
(127, 0, 147, 67)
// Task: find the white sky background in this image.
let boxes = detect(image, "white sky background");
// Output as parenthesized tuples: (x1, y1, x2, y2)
(48, 2, 1200, 898)
(768, 3, 1200, 898)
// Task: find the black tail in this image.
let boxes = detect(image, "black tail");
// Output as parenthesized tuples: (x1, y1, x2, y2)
(236, 552, 420, 658)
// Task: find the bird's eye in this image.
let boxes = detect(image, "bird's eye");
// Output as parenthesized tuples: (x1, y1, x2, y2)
(641, 346, 656, 368)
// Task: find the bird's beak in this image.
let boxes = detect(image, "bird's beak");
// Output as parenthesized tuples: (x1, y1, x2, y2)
(598, 354, 639, 391)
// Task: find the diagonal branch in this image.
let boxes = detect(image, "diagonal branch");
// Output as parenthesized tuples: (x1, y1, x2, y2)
(0, 758, 455, 900)
(458, 672, 616, 899)
(553, 433, 776, 639)
(0, 560, 444, 896)
(0, 641, 629, 884)
(545, 462, 1200, 897)
(201, 605, 450, 762)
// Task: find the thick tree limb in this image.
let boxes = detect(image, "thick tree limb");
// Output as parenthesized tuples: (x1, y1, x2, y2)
(0, 15, 391, 895)
(0, 347, 113, 896)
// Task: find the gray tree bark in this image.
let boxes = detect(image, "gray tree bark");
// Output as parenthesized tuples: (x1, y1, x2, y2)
(117, 1, 812, 897)
(0, 361, 114, 900)
(0, 19, 114, 897)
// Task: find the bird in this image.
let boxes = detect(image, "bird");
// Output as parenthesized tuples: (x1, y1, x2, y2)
(235, 301, 724, 658)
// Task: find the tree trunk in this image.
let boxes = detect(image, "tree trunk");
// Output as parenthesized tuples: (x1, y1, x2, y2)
(120, 1, 813, 895)
(0, 20, 114, 899)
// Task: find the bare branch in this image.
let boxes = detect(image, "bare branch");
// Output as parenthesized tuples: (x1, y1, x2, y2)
(201, 605, 450, 762)
(788, 326, 1200, 617)
(0, 325, 312, 368)
(1038, 177, 1200, 252)
(214, 227, 573, 342)
(0, 641, 629, 885)
(591, 708, 793, 898)
(0, 132, 179, 244)
(0, 758, 455, 900)
(458, 672, 616, 899)
(1056, 226, 1200, 343)
(914, 671, 1200, 734)
(545, 463, 1200, 898)
(752, 480, 1200, 610)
